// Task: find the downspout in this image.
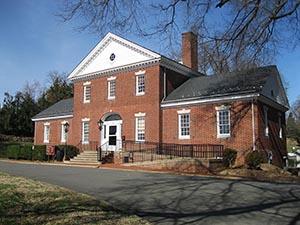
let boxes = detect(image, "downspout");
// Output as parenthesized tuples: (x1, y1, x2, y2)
(251, 100, 256, 151)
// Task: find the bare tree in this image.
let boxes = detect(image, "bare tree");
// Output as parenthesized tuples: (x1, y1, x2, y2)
(58, 0, 300, 74)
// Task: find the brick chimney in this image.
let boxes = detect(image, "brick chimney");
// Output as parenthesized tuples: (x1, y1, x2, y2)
(182, 32, 198, 71)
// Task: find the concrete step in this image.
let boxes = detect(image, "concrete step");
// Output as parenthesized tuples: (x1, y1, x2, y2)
(64, 160, 100, 166)
(70, 158, 97, 162)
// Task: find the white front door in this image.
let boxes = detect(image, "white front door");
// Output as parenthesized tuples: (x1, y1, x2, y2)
(101, 120, 122, 151)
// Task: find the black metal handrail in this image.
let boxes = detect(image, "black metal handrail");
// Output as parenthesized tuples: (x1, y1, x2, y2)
(123, 140, 224, 163)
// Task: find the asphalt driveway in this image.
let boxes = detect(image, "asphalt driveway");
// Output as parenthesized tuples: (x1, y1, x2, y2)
(0, 161, 299, 225)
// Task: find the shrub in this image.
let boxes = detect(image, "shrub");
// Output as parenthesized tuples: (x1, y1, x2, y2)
(56, 145, 80, 161)
(245, 150, 266, 169)
(223, 148, 237, 168)
(7, 145, 21, 159)
(6, 144, 33, 160)
(32, 145, 47, 161)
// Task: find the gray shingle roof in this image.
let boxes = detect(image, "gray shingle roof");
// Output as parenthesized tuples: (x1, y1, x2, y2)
(32, 98, 73, 120)
(164, 65, 277, 102)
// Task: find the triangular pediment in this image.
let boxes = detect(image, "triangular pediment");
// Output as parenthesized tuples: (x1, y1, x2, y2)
(68, 33, 161, 80)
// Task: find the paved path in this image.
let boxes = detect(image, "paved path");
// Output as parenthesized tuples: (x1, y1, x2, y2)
(0, 161, 300, 225)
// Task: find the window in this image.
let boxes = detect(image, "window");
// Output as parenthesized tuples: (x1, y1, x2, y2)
(61, 122, 68, 143)
(82, 119, 90, 144)
(279, 114, 282, 138)
(136, 71, 145, 95)
(264, 106, 269, 137)
(108, 77, 116, 99)
(83, 81, 91, 103)
(43, 123, 50, 143)
(135, 113, 145, 141)
(178, 109, 190, 139)
(216, 106, 230, 138)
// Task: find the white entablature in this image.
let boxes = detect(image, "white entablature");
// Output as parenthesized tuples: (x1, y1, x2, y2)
(68, 32, 161, 81)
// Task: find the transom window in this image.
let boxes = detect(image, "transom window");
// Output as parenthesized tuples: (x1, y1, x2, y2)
(136, 73, 145, 95)
(178, 111, 190, 139)
(43, 123, 50, 143)
(83, 82, 91, 103)
(82, 121, 90, 144)
(135, 115, 145, 141)
(217, 108, 230, 138)
(108, 79, 116, 99)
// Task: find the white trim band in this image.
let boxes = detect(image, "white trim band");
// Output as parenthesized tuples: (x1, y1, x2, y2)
(32, 115, 73, 122)
(81, 118, 90, 122)
(161, 94, 259, 108)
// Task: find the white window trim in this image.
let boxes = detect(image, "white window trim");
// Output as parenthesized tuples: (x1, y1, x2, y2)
(43, 123, 50, 144)
(134, 112, 146, 117)
(216, 108, 231, 139)
(81, 121, 90, 144)
(135, 113, 145, 142)
(81, 118, 90, 122)
(135, 71, 145, 96)
(264, 106, 269, 137)
(60, 121, 68, 143)
(178, 112, 190, 140)
(83, 85, 91, 103)
(107, 79, 116, 100)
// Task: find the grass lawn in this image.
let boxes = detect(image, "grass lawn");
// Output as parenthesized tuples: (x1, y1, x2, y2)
(0, 172, 150, 225)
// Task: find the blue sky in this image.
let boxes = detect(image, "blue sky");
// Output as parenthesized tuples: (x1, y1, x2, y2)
(0, 0, 299, 105)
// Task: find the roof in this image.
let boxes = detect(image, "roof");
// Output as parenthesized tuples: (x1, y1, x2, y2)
(32, 98, 73, 121)
(164, 65, 283, 102)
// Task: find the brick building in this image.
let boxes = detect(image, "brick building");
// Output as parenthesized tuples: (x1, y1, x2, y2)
(32, 32, 289, 166)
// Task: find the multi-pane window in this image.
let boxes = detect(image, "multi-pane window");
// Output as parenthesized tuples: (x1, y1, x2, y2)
(82, 121, 90, 144)
(136, 74, 145, 95)
(108, 79, 116, 99)
(43, 124, 50, 143)
(279, 114, 282, 138)
(83, 85, 91, 103)
(264, 106, 269, 137)
(217, 109, 230, 137)
(178, 113, 190, 139)
(135, 116, 145, 141)
(61, 123, 67, 143)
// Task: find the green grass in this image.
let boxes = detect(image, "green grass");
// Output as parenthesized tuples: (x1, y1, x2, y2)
(0, 172, 150, 225)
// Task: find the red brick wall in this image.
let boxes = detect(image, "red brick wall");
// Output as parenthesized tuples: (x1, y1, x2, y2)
(256, 101, 287, 166)
(71, 64, 161, 146)
(34, 118, 74, 146)
(162, 101, 257, 165)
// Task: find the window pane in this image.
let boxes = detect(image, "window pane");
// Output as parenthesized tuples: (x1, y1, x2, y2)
(84, 86, 91, 102)
(136, 117, 145, 141)
(109, 80, 116, 98)
(179, 113, 190, 137)
(218, 110, 230, 135)
(82, 122, 89, 143)
(137, 74, 145, 94)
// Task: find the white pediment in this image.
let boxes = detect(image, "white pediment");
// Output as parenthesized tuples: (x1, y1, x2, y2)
(68, 32, 161, 80)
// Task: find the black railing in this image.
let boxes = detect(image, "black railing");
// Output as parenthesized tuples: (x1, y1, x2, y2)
(123, 140, 224, 163)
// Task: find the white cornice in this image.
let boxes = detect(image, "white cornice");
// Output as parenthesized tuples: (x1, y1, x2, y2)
(70, 58, 160, 82)
(32, 115, 73, 122)
(161, 94, 259, 108)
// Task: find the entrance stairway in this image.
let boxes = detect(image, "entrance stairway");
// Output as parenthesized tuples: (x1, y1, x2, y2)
(64, 151, 100, 166)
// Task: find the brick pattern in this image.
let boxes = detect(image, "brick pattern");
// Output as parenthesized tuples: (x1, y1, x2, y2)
(182, 32, 198, 71)
(35, 118, 73, 146)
